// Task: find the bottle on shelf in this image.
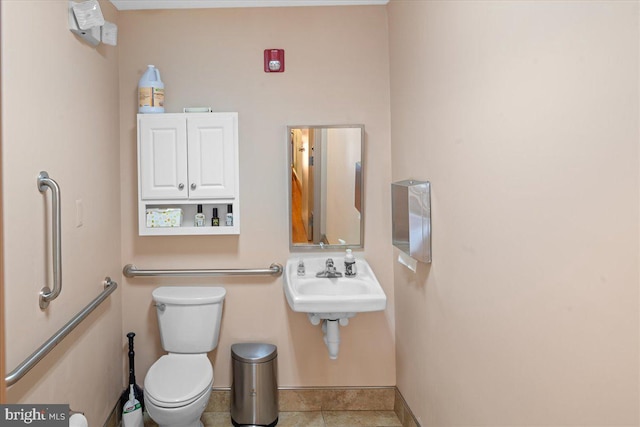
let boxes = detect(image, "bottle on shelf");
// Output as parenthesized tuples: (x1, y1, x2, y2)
(194, 204, 205, 227)
(226, 204, 233, 226)
(211, 207, 220, 226)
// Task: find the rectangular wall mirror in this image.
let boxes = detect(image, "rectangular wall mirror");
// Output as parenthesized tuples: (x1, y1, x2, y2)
(288, 125, 364, 250)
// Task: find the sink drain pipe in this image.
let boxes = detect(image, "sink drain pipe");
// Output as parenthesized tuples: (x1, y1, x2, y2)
(323, 320, 340, 360)
(308, 314, 354, 359)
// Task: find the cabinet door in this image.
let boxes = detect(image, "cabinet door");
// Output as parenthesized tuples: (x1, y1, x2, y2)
(187, 114, 237, 199)
(139, 116, 188, 200)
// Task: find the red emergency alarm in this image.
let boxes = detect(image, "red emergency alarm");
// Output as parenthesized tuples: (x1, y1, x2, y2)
(264, 49, 285, 73)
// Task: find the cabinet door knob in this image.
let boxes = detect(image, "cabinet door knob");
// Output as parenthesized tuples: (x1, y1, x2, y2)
(178, 183, 184, 190)
(191, 183, 197, 190)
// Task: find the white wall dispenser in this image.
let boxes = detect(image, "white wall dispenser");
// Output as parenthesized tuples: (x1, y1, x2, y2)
(392, 180, 431, 263)
(68, 0, 118, 47)
(68, 0, 104, 46)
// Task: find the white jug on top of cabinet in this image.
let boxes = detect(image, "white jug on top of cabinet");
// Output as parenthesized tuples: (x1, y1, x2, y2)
(138, 65, 165, 113)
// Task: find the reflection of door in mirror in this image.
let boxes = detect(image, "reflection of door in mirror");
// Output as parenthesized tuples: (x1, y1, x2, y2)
(291, 129, 323, 244)
(291, 129, 312, 243)
(290, 125, 364, 248)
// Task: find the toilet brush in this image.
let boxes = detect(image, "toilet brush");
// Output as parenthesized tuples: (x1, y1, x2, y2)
(119, 332, 145, 413)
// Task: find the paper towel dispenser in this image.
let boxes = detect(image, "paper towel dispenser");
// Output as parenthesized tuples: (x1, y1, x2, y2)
(392, 180, 431, 263)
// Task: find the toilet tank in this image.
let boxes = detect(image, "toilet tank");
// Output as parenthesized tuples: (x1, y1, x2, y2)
(152, 286, 226, 353)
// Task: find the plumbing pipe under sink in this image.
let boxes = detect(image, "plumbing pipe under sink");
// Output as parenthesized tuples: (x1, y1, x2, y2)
(309, 313, 352, 359)
(322, 320, 340, 360)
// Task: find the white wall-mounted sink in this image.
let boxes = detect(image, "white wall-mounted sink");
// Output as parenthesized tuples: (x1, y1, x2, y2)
(283, 254, 387, 359)
(283, 255, 387, 314)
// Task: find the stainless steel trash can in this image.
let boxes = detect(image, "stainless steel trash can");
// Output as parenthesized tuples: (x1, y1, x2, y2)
(231, 343, 278, 427)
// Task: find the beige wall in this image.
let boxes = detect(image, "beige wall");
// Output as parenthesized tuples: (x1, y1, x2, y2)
(6, 2, 634, 424)
(118, 6, 395, 387)
(388, 1, 639, 425)
(1, 1, 123, 424)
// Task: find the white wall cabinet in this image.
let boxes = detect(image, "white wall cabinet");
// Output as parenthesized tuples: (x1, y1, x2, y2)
(137, 112, 239, 236)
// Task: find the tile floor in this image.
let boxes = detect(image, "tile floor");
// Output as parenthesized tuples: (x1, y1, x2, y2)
(144, 410, 402, 427)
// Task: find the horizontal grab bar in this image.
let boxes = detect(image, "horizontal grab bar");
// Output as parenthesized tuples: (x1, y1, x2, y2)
(123, 263, 283, 278)
(6, 277, 118, 386)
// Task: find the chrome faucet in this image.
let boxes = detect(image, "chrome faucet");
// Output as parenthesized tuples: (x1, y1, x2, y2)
(316, 258, 343, 278)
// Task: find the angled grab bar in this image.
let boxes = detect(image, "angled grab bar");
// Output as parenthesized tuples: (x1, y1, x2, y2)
(38, 171, 62, 309)
(123, 263, 283, 278)
(5, 277, 118, 386)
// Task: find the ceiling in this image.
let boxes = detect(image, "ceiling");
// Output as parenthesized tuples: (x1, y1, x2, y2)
(109, 0, 389, 10)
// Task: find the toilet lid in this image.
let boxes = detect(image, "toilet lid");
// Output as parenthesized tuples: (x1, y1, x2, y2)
(145, 354, 213, 406)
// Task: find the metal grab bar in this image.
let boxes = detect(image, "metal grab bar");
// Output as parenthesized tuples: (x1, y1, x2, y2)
(123, 263, 283, 278)
(38, 171, 62, 309)
(5, 277, 118, 386)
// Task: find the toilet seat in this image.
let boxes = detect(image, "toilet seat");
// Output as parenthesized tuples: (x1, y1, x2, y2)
(145, 354, 213, 408)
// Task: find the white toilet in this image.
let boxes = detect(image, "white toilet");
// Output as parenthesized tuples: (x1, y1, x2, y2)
(144, 286, 226, 427)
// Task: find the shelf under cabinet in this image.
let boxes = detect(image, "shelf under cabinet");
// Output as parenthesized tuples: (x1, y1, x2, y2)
(138, 200, 240, 236)
(139, 224, 240, 236)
